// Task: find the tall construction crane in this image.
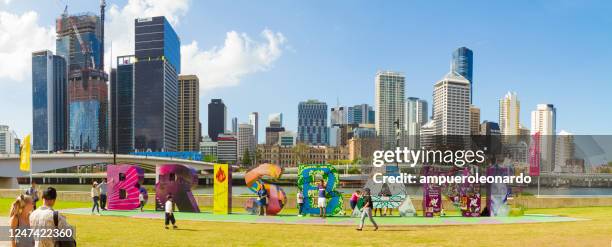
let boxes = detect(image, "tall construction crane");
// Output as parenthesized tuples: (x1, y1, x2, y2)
(63, 5, 96, 71)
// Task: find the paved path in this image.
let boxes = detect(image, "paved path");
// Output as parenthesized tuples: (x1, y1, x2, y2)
(59, 208, 584, 227)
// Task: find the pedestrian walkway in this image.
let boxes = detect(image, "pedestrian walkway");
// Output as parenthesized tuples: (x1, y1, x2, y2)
(59, 208, 584, 226)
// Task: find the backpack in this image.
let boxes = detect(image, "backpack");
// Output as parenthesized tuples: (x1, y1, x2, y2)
(53, 211, 77, 247)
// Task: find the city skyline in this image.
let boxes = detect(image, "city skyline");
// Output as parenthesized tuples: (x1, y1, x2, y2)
(1, 1, 612, 138)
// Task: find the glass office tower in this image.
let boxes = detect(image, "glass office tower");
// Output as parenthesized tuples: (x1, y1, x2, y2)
(32, 50, 68, 152)
(451, 47, 473, 103)
(134, 16, 180, 152)
(298, 100, 328, 145)
(110, 55, 136, 154)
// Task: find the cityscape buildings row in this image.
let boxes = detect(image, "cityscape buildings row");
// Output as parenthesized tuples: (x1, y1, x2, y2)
(22, 4, 575, 172)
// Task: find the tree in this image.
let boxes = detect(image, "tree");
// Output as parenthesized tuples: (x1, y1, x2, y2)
(241, 149, 252, 167)
(203, 154, 217, 163)
(292, 143, 309, 165)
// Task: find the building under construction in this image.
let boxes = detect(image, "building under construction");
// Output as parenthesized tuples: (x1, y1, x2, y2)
(56, 4, 108, 152)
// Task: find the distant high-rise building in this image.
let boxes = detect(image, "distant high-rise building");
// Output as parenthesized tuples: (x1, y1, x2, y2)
(249, 112, 259, 144)
(405, 97, 428, 149)
(278, 131, 297, 147)
(208, 99, 227, 141)
(480, 121, 501, 136)
(328, 126, 341, 147)
(134, 16, 180, 152)
(0, 125, 18, 154)
(419, 120, 436, 149)
(32, 50, 67, 152)
(499, 92, 521, 138)
(268, 113, 283, 127)
(555, 130, 574, 173)
(298, 100, 328, 146)
(199, 137, 217, 159)
(330, 106, 348, 126)
(110, 55, 136, 154)
(433, 71, 470, 146)
(375, 71, 405, 148)
(348, 104, 375, 125)
(265, 113, 285, 145)
(231, 117, 238, 134)
(451, 47, 473, 103)
(217, 133, 237, 164)
(238, 123, 255, 164)
(470, 105, 480, 135)
(178, 75, 199, 151)
(531, 104, 556, 173)
(56, 11, 108, 153)
(479, 121, 502, 156)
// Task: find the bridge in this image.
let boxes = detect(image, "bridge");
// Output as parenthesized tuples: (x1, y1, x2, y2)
(0, 153, 215, 178)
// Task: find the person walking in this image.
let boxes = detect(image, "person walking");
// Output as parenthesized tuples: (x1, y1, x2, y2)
(97, 179, 108, 210)
(91, 182, 100, 215)
(164, 194, 177, 229)
(135, 184, 147, 212)
(317, 180, 327, 218)
(296, 189, 304, 216)
(257, 185, 268, 216)
(30, 187, 75, 247)
(9, 194, 34, 247)
(357, 188, 378, 231)
(25, 181, 39, 210)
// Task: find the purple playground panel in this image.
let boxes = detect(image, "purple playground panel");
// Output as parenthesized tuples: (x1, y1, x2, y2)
(155, 164, 200, 213)
(107, 165, 145, 210)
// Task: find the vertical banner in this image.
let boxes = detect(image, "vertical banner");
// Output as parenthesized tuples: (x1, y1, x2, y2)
(529, 132, 541, 176)
(213, 164, 232, 214)
(19, 134, 31, 172)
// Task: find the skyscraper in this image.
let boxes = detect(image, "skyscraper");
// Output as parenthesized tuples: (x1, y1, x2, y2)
(0, 125, 18, 154)
(231, 117, 238, 134)
(330, 106, 348, 126)
(531, 104, 557, 173)
(499, 92, 521, 137)
(298, 100, 328, 146)
(451, 47, 474, 103)
(56, 12, 108, 153)
(265, 113, 284, 145)
(405, 97, 428, 149)
(348, 104, 375, 125)
(134, 16, 180, 152)
(238, 123, 255, 164)
(110, 55, 136, 154)
(432, 71, 471, 145)
(470, 105, 480, 135)
(375, 71, 405, 148)
(32, 50, 67, 152)
(178, 75, 199, 152)
(208, 99, 227, 141)
(249, 112, 259, 144)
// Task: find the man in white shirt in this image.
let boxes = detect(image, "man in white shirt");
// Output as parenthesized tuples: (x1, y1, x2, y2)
(30, 187, 71, 247)
(164, 194, 177, 229)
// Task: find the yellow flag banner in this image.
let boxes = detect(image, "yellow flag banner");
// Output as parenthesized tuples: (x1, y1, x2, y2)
(19, 134, 31, 172)
(213, 164, 232, 214)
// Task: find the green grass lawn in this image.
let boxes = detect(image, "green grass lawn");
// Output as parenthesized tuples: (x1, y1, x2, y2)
(2, 198, 611, 247)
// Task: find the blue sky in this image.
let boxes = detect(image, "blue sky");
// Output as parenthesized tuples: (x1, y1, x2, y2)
(1, 0, 611, 141)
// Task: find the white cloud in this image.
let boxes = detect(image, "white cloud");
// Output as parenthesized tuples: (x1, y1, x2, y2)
(0, 11, 55, 81)
(181, 29, 287, 91)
